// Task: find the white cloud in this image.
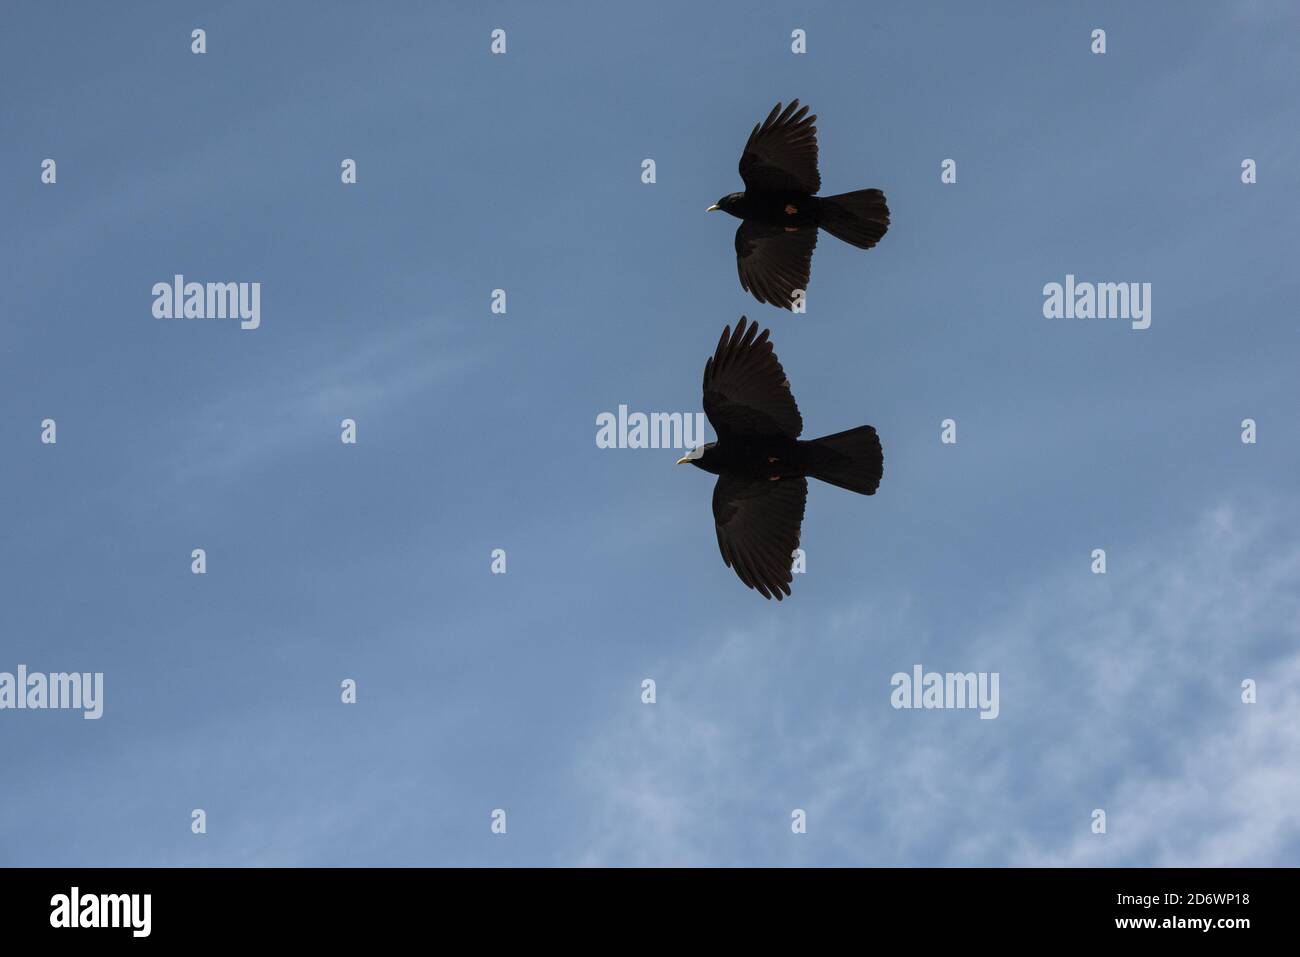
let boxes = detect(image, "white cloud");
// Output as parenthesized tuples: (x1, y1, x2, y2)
(159, 321, 477, 485)
(572, 500, 1300, 866)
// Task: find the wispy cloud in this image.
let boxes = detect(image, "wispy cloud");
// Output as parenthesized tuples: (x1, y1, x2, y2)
(159, 321, 478, 486)
(572, 500, 1300, 866)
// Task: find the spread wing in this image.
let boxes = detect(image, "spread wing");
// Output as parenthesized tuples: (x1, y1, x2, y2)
(738, 100, 821, 194)
(735, 220, 817, 311)
(702, 316, 802, 439)
(712, 474, 807, 600)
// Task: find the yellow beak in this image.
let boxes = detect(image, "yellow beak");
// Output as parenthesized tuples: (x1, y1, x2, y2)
(676, 455, 691, 465)
(706, 204, 720, 212)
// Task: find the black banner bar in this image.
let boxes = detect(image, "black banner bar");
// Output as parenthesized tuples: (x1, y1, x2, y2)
(0, 867, 1281, 943)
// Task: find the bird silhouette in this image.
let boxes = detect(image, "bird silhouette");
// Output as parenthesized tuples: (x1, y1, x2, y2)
(677, 316, 884, 599)
(708, 100, 890, 311)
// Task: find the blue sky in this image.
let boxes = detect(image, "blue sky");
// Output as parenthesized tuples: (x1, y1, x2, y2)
(2, 0, 1298, 866)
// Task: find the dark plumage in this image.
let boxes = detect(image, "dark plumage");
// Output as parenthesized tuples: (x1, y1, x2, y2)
(708, 100, 890, 310)
(678, 317, 884, 600)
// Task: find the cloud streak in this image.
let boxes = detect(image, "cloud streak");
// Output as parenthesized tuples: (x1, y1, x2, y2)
(572, 499, 1300, 866)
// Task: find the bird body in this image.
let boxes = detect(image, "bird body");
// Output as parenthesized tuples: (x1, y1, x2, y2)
(712, 190, 821, 229)
(709, 100, 890, 309)
(678, 317, 883, 600)
(686, 435, 803, 480)
(688, 434, 865, 486)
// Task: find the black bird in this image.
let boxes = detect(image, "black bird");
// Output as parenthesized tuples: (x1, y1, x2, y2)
(677, 316, 883, 600)
(708, 100, 890, 311)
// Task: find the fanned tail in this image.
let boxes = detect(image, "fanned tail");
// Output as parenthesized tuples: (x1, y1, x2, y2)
(804, 425, 883, 495)
(819, 189, 890, 250)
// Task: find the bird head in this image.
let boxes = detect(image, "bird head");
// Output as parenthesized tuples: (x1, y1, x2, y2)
(706, 193, 745, 217)
(676, 443, 715, 469)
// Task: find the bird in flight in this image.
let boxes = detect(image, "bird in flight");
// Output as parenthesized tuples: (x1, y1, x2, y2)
(677, 316, 884, 600)
(708, 100, 890, 311)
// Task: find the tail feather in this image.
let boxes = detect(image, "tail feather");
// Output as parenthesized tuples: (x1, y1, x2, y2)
(804, 425, 883, 495)
(819, 189, 890, 249)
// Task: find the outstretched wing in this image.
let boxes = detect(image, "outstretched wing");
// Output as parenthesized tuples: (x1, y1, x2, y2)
(735, 220, 817, 311)
(712, 474, 807, 601)
(702, 316, 803, 439)
(738, 100, 821, 194)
